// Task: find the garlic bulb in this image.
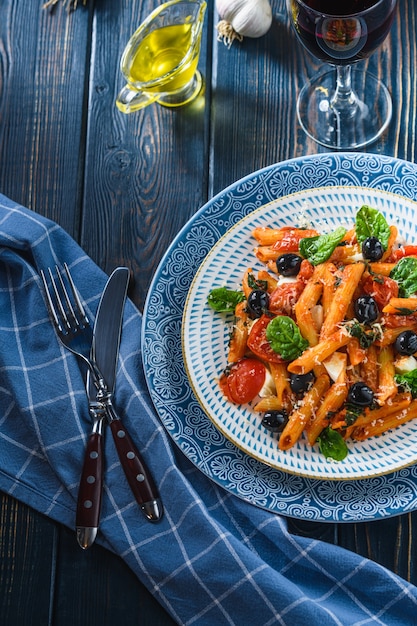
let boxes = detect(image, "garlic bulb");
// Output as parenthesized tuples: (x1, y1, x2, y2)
(216, 0, 273, 47)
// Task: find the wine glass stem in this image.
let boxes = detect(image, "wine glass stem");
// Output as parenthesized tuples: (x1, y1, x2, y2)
(330, 65, 362, 148)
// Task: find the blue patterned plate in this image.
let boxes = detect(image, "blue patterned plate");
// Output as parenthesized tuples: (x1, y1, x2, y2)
(143, 153, 417, 521)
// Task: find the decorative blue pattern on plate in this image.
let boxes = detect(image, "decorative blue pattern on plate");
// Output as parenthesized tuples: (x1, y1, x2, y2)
(142, 152, 417, 522)
(182, 186, 417, 480)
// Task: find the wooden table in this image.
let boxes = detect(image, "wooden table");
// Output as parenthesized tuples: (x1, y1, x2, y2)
(1, 0, 416, 623)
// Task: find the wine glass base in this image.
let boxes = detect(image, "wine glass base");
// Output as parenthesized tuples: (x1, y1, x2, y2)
(297, 68, 392, 150)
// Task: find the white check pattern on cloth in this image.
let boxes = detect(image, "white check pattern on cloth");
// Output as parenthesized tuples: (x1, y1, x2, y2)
(1, 193, 417, 625)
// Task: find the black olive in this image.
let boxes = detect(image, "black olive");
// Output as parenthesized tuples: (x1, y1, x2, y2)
(354, 295, 379, 324)
(290, 372, 315, 394)
(261, 410, 289, 433)
(276, 253, 303, 277)
(246, 289, 270, 318)
(394, 330, 417, 356)
(347, 382, 374, 407)
(362, 236, 384, 261)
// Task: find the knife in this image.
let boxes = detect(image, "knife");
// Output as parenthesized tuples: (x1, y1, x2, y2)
(77, 267, 163, 549)
(76, 267, 130, 549)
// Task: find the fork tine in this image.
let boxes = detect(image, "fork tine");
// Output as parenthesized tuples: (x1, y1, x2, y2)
(55, 265, 80, 332)
(41, 264, 89, 336)
(40, 268, 66, 333)
(63, 263, 89, 327)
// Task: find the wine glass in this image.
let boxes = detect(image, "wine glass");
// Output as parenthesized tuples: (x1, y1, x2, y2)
(287, 0, 398, 149)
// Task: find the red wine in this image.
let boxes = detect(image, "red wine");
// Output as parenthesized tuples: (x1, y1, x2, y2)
(301, 0, 379, 13)
(290, 0, 396, 65)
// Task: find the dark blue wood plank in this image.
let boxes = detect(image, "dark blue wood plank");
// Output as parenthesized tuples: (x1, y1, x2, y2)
(80, 0, 213, 310)
(52, 526, 176, 625)
(0, 495, 56, 626)
(0, 0, 93, 236)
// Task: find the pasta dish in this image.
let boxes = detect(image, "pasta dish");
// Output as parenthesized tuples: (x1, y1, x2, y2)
(208, 205, 417, 462)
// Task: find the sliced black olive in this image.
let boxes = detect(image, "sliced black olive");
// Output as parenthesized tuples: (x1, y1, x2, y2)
(290, 371, 315, 394)
(276, 253, 302, 277)
(394, 330, 417, 356)
(261, 410, 289, 433)
(354, 295, 379, 324)
(347, 382, 374, 407)
(362, 236, 384, 261)
(246, 289, 270, 318)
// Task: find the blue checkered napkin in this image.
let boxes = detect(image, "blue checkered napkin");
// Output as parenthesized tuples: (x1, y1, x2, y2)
(1, 193, 417, 625)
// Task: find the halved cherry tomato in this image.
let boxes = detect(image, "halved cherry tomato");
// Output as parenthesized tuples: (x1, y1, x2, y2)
(269, 282, 305, 315)
(269, 260, 314, 315)
(362, 274, 398, 310)
(386, 246, 417, 262)
(220, 358, 266, 404)
(271, 228, 319, 253)
(247, 314, 285, 363)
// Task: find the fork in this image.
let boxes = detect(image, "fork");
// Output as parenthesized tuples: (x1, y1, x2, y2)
(40, 263, 106, 548)
(40, 263, 102, 387)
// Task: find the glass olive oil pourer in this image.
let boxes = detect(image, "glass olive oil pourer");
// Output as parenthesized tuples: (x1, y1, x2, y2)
(116, 0, 207, 113)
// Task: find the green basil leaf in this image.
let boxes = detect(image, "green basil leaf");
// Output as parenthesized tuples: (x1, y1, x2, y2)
(390, 257, 417, 298)
(265, 316, 309, 361)
(355, 205, 391, 249)
(317, 427, 349, 461)
(395, 369, 417, 398)
(207, 287, 245, 313)
(299, 226, 346, 265)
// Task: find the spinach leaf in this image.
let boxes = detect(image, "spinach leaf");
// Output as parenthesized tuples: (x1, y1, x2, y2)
(265, 316, 308, 361)
(207, 287, 245, 313)
(347, 320, 382, 348)
(247, 273, 268, 292)
(395, 369, 417, 398)
(390, 257, 417, 298)
(299, 226, 346, 265)
(317, 427, 349, 461)
(355, 205, 391, 249)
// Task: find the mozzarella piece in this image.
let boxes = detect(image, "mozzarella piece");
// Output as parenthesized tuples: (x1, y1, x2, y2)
(394, 355, 417, 374)
(258, 367, 276, 397)
(322, 352, 347, 382)
(276, 275, 298, 286)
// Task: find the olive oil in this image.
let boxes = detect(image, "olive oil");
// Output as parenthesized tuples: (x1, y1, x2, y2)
(129, 23, 198, 93)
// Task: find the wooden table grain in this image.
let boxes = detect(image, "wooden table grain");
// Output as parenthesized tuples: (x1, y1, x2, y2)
(1, 0, 416, 623)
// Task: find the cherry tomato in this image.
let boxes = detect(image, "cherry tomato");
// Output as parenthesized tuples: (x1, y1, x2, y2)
(220, 358, 266, 404)
(269, 282, 305, 315)
(247, 315, 285, 363)
(386, 245, 417, 262)
(269, 260, 314, 315)
(271, 228, 319, 254)
(362, 274, 398, 310)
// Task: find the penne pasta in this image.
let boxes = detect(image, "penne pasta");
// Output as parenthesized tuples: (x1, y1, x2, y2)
(352, 399, 417, 440)
(320, 262, 365, 339)
(294, 264, 325, 346)
(269, 361, 292, 407)
(279, 374, 330, 450)
(287, 328, 351, 375)
(228, 302, 249, 363)
(377, 345, 397, 404)
(382, 297, 417, 315)
(306, 378, 348, 445)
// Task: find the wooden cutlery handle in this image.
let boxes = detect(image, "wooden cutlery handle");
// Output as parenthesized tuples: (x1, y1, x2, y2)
(109, 419, 163, 522)
(76, 431, 104, 548)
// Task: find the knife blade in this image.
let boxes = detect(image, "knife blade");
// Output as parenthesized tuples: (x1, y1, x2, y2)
(88, 267, 163, 526)
(76, 267, 130, 549)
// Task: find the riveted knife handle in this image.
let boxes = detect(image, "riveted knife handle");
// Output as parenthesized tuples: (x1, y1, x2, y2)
(109, 418, 163, 522)
(76, 431, 104, 549)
